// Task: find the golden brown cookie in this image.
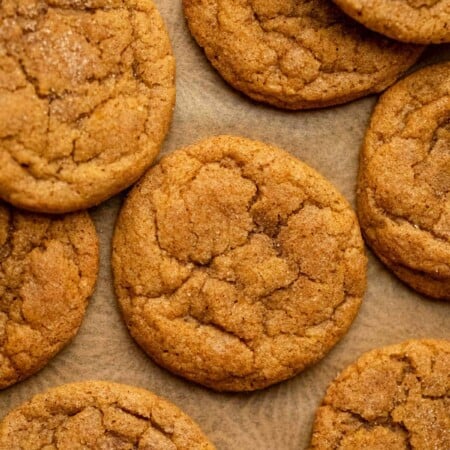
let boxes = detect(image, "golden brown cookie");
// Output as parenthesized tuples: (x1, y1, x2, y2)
(112, 135, 367, 391)
(0, 0, 175, 213)
(310, 339, 450, 450)
(182, 0, 423, 110)
(0, 201, 98, 389)
(333, 0, 450, 44)
(0, 381, 215, 449)
(357, 62, 450, 300)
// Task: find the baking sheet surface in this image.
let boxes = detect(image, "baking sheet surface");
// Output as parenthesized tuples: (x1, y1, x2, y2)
(1, 2, 449, 449)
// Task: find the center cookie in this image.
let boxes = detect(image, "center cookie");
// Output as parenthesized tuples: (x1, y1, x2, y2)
(112, 136, 367, 391)
(183, 0, 422, 109)
(0, 0, 175, 213)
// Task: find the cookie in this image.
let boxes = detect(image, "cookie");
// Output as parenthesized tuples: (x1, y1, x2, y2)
(0, 381, 215, 449)
(333, 0, 450, 44)
(112, 135, 367, 391)
(182, 0, 423, 110)
(310, 339, 450, 449)
(357, 62, 450, 300)
(0, 201, 98, 389)
(0, 0, 175, 213)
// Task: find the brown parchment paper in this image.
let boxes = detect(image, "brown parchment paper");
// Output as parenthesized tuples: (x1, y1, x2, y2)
(1, 2, 449, 449)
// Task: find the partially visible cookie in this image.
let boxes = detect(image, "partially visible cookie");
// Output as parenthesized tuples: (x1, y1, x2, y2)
(182, 0, 422, 109)
(113, 135, 367, 391)
(333, 0, 450, 44)
(310, 339, 450, 449)
(0, 201, 98, 389)
(0, 381, 215, 449)
(0, 0, 175, 213)
(357, 62, 450, 300)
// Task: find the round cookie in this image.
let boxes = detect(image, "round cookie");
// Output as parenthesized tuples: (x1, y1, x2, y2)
(357, 62, 450, 300)
(0, 0, 175, 213)
(0, 201, 98, 389)
(310, 339, 450, 449)
(112, 135, 367, 391)
(182, 0, 423, 110)
(0, 381, 215, 449)
(333, 0, 450, 44)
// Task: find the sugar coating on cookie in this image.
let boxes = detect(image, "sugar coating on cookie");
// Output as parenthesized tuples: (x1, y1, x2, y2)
(113, 136, 367, 391)
(0, 202, 98, 389)
(182, 0, 422, 109)
(333, 0, 450, 44)
(310, 339, 450, 449)
(0, 381, 215, 449)
(357, 62, 450, 300)
(0, 0, 175, 213)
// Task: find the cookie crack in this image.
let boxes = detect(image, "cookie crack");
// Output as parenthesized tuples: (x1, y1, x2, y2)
(303, 291, 356, 333)
(13, 55, 48, 102)
(331, 406, 413, 448)
(368, 186, 450, 246)
(63, 223, 88, 298)
(118, 405, 175, 443)
(405, 0, 444, 10)
(185, 310, 256, 355)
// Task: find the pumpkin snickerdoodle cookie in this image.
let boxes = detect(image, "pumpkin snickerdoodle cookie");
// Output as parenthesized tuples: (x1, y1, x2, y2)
(0, 381, 215, 449)
(0, 0, 175, 213)
(357, 62, 450, 300)
(310, 339, 450, 449)
(333, 0, 450, 44)
(113, 136, 367, 391)
(0, 201, 98, 389)
(182, 0, 422, 109)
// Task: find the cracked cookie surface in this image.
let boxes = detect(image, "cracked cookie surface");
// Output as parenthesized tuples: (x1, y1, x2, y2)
(0, 381, 215, 449)
(357, 62, 450, 300)
(0, 0, 175, 213)
(333, 0, 450, 44)
(182, 0, 422, 110)
(0, 201, 98, 389)
(310, 339, 450, 450)
(112, 136, 367, 391)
